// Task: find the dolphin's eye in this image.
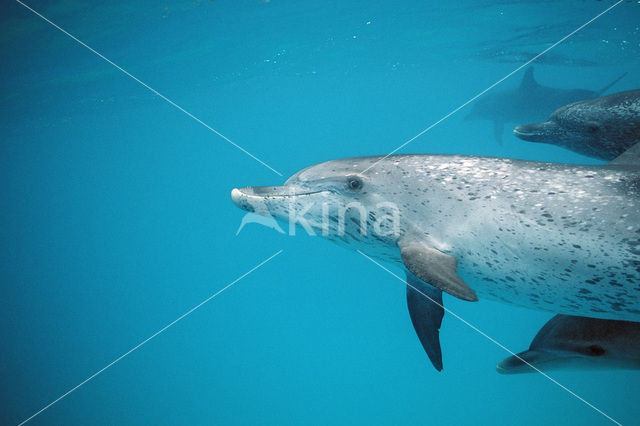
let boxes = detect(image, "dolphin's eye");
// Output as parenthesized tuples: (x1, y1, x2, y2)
(346, 176, 363, 191)
(587, 123, 600, 133)
(586, 345, 605, 356)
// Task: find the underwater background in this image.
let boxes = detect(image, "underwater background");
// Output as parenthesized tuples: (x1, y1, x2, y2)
(2, 0, 640, 424)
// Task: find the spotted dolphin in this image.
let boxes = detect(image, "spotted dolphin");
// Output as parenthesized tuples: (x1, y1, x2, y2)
(231, 144, 640, 371)
(497, 314, 640, 373)
(465, 67, 626, 144)
(514, 89, 640, 160)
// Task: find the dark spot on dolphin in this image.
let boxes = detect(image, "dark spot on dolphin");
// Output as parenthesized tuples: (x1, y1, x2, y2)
(610, 303, 624, 312)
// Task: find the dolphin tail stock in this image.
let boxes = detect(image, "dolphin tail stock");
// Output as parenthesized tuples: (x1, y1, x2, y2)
(596, 71, 628, 96)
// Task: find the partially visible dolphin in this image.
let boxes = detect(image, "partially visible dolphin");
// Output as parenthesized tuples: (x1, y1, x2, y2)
(514, 89, 640, 160)
(497, 314, 640, 374)
(231, 144, 640, 371)
(475, 49, 598, 68)
(465, 67, 627, 144)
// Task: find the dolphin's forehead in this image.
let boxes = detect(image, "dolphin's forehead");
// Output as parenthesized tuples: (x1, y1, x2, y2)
(285, 154, 513, 185)
(285, 156, 388, 183)
(551, 101, 595, 122)
(553, 91, 640, 122)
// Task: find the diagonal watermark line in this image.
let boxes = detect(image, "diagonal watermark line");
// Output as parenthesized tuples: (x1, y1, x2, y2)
(14, 0, 283, 177)
(357, 250, 621, 426)
(18, 249, 284, 426)
(361, 0, 624, 174)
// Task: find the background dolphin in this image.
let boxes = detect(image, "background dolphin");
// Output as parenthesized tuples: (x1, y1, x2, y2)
(514, 89, 640, 160)
(465, 67, 627, 144)
(497, 314, 640, 374)
(231, 144, 640, 371)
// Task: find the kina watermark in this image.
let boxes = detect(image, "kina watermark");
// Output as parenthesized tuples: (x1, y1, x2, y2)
(235, 195, 401, 238)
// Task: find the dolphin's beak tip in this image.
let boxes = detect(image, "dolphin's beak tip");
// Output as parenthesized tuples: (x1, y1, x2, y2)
(231, 187, 241, 200)
(513, 124, 529, 136)
(231, 188, 246, 208)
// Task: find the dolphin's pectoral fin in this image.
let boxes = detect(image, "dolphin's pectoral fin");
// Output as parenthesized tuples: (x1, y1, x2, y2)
(399, 240, 478, 302)
(406, 272, 444, 371)
(493, 120, 504, 145)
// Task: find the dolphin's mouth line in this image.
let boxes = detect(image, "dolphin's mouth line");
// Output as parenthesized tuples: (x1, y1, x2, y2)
(513, 125, 545, 141)
(513, 128, 534, 137)
(497, 352, 585, 374)
(232, 187, 330, 199)
(230, 188, 332, 213)
(258, 191, 327, 199)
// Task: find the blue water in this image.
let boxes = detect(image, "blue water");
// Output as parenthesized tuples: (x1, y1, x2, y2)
(2, 1, 640, 425)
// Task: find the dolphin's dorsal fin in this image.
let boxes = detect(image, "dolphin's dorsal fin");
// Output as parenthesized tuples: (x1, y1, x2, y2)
(597, 72, 627, 96)
(398, 239, 478, 301)
(406, 272, 444, 371)
(520, 67, 539, 91)
(609, 142, 640, 167)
